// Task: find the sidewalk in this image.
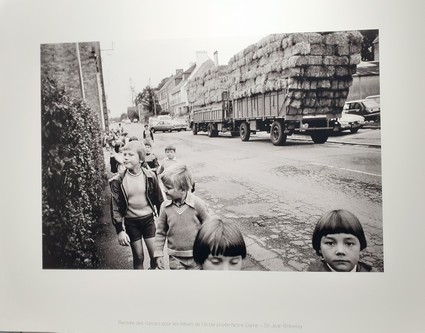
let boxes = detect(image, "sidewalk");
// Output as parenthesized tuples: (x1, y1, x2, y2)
(291, 127, 381, 147)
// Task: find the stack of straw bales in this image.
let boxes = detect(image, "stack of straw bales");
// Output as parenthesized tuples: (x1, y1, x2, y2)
(188, 31, 363, 115)
(187, 65, 229, 107)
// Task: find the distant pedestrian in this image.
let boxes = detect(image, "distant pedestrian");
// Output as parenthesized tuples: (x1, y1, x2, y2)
(143, 124, 154, 142)
(307, 209, 377, 272)
(122, 132, 130, 146)
(117, 122, 124, 134)
(109, 141, 163, 269)
(157, 144, 179, 175)
(109, 142, 125, 174)
(154, 163, 210, 270)
(143, 140, 159, 174)
(193, 218, 246, 270)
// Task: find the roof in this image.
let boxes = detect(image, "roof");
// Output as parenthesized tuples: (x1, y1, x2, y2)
(158, 75, 175, 92)
(183, 63, 196, 75)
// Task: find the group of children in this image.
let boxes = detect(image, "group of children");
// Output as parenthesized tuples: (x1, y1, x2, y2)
(109, 139, 245, 270)
(109, 135, 376, 272)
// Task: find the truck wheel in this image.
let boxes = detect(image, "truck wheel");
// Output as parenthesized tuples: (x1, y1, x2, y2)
(350, 128, 359, 134)
(270, 121, 287, 146)
(207, 123, 218, 137)
(192, 125, 198, 135)
(240, 122, 250, 141)
(311, 131, 329, 144)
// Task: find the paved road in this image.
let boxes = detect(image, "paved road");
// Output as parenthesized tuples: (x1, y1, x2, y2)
(95, 124, 383, 271)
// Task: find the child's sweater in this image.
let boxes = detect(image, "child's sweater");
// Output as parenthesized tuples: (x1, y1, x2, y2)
(154, 192, 210, 257)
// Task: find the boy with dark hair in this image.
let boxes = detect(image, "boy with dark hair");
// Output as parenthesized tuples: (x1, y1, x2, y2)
(157, 144, 179, 175)
(142, 140, 160, 174)
(308, 209, 376, 272)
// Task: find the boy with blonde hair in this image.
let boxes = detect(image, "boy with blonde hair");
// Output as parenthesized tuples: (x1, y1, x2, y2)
(110, 141, 163, 269)
(154, 163, 210, 270)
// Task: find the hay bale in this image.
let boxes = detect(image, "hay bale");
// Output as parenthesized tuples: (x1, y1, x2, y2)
(189, 31, 362, 114)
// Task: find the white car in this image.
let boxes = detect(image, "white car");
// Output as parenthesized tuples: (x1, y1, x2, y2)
(335, 110, 365, 133)
(365, 95, 380, 105)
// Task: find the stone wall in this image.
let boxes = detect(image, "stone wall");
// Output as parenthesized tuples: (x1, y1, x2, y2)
(40, 42, 108, 130)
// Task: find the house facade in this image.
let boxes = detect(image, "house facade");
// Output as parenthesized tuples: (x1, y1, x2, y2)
(170, 64, 195, 116)
(158, 70, 182, 114)
(163, 51, 214, 117)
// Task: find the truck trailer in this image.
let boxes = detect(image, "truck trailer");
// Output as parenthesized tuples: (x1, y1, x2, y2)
(188, 31, 363, 145)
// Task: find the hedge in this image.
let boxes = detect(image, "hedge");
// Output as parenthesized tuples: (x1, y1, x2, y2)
(42, 77, 106, 269)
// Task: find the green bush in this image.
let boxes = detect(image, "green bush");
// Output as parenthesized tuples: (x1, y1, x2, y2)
(42, 77, 106, 269)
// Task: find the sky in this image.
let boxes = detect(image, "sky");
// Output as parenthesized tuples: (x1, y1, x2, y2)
(100, 35, 264, 117)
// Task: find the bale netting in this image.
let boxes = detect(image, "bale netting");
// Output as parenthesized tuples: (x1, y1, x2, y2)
(188, 31, 362, 116)
(41, 77, 106, 269)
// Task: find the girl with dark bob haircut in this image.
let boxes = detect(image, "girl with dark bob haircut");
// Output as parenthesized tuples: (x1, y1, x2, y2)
(308, 209, 376, 272)
(193, 218, 247, 270)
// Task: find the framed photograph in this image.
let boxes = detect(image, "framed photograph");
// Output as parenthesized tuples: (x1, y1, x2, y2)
(1, 1, 424, 332)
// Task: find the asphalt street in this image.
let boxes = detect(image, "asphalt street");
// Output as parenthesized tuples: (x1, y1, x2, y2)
(95, 123, 383, 272)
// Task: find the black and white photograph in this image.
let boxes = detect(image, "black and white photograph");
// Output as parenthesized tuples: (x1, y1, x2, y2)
(2, 0, 425, 333)
(41, 30, 383, 273)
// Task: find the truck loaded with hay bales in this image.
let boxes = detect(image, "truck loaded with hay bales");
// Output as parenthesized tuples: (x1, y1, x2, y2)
(187, 31, 363, 145)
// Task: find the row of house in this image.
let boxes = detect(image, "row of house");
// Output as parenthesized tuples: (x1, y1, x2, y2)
(156, 51, 217, 117)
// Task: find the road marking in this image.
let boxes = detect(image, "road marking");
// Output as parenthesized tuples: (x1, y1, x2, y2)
(311, 162, 381, 177)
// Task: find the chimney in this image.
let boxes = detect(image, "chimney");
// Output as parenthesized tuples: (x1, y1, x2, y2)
(195, 51, 209, 66)
(213, 51, 219, 66)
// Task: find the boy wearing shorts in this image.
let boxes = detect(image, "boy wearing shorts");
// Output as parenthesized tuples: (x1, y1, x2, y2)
(110, 141, 163, 269)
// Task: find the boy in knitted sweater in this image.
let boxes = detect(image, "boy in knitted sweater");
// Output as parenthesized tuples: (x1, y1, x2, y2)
(154, 163, 210, 270)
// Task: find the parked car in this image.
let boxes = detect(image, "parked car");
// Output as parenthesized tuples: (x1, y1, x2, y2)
(125, 118, 131, 124)
(365, 95, 380, 105)
(172, 120, 188, 132)
(150, 121, 175, 133)
(343, 99, 380, 122)
(334, 110, 365, 133)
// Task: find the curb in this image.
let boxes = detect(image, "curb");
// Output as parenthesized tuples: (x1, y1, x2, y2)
(290, 135, 381, 148)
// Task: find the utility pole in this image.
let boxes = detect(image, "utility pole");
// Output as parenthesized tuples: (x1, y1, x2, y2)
(129, 77, 136, 106)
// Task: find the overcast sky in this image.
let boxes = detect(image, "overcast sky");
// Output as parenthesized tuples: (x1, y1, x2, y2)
(100, 35, 264, 117)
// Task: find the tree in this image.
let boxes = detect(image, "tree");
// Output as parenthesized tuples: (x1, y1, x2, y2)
(127, 107, 138, 122)
(134, 86, 162, 118)
(359, 30, 379, 61)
